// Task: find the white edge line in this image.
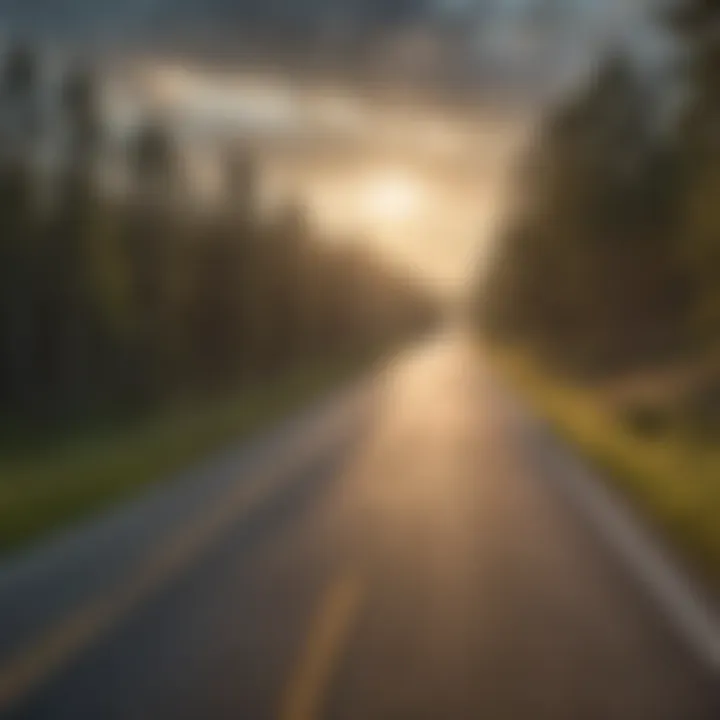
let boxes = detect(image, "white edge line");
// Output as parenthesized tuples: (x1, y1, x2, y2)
(535, 419, 720, 674)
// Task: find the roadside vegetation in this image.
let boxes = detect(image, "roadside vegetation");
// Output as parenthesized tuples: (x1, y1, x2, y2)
(495, 349, 720, 589)
(480, 0, 720, 587)
(0, 359, 368, 555)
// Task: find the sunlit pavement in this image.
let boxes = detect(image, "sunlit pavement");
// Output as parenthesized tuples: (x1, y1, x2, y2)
(0, 332, 717, 719)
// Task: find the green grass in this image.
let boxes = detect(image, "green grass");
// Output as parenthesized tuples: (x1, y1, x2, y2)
(0, 361, 364, 556)
(492, 348, 720, 590)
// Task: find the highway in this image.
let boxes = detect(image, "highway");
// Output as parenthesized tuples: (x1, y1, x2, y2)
(0, 332, 717, 719)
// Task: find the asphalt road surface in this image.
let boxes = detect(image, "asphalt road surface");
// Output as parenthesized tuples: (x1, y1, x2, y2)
(0, 332, 717, 719)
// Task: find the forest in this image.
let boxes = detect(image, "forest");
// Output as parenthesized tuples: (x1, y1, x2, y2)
(0, 44, 435, 432)
(483, 0, 719, 384)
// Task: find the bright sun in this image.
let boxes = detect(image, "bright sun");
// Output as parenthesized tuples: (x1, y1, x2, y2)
(361, 174, 422, 224)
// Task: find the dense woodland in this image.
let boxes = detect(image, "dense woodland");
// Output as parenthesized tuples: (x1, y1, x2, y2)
(481, 0, 720, 379)
(0, 45, 435, 427)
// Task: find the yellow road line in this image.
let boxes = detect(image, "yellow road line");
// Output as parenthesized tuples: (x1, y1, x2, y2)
(0, 482, 264, 711)
(279, 572, 364, 720)
(0, 422, 337, 713)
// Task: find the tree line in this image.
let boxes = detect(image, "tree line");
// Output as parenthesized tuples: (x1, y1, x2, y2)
(480, 0, 720, 377)
(0, 44, 436, 426)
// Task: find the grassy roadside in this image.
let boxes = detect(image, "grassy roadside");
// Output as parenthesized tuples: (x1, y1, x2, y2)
(0, 359, 368, 557)
(491, 348, 720, 591)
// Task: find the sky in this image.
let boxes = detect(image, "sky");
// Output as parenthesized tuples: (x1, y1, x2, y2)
(0, 0, 663, 296)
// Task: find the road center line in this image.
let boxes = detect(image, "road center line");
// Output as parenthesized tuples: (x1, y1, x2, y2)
(279, 571, 363, 720)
